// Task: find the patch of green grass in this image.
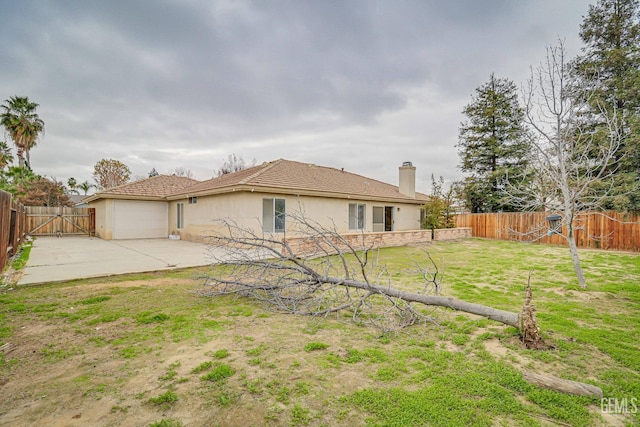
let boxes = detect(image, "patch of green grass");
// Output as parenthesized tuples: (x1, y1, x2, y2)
(374, 365, 401, 381)
(0, 353, 18, 369)
(229, 305, 253, 317)
(118, 346, 140, 359)
(73, 374, 90, 383)
(191, 361, 213, 374)
(362, 347, 388, 363)
(275, 386, 291, 403)
(343, 349, 363, 363)
(201, 363, 235, 382)
(2, 241, 639, 426)
(304, 341, 329, 352)
(136, 312, 170, 324)
(148, 390, 178, 407)
(0, 324, 12, 342)
(217, 388, 239, 406)
(79, 295, 111, 305)
(160, 362, 181, 381)
(323, 352, 342, 368)
(265, 405, 284, 421)
(245, 344, 267, 357)
(40, 343, 82, 361)
(293, 381, 310, 395)
(82, 383, 112, 398)
(213, 349, 229, 359)
(149, 420, 184, 427)
(243, 378, 264, 394)
(451, 334, 470, 346)
(10, 241, 32, 271)
(86, 336, 107, 346)
(32, 303, 59, 313)
(290, 403, 312, 425)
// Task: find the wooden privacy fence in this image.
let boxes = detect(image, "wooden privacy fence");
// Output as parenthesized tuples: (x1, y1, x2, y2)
(455, 211, 640, 252)
(0, 190, 27, 272)
(25, 206, 95, 237)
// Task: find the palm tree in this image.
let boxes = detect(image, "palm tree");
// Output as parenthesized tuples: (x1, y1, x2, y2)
(66, 177, 79, 194)
(0, 141, 13, 169)
(77, 180, 96, 195)
(1, 96, 45, 168)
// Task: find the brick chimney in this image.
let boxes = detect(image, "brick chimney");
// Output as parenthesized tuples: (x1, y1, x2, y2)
(399, 161, 416, 198)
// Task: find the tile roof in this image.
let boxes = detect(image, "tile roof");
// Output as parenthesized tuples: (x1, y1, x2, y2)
(172, 159, 429, 203)
(88, 175, 200, 200)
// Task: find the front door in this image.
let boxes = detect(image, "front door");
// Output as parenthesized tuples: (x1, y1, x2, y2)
(384, 206, 393, 231)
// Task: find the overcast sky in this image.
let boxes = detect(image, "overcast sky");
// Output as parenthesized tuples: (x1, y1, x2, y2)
(0, 0, 593, 193)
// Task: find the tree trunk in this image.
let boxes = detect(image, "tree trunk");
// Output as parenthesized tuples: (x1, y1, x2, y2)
(320, 275, 521, 328)
(16, 146, 25, 167)
(567, 229, 587, 288)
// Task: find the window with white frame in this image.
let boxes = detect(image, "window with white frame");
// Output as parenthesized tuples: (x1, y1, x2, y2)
(188, 196, 197, 204)
(176, 203, 184, 229)
(263, 198, 286, 233)
(349, 203, 366, 230)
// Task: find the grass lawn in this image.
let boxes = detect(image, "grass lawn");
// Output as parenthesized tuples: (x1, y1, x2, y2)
(0, 238, 638, 426)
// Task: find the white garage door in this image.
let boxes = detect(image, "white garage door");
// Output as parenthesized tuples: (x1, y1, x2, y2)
(113, 200, 168, 239)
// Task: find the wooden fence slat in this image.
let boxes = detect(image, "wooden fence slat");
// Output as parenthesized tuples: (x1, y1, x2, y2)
(0, 191, 27, 272)
(455, 211, 640, 252)
(24, 206, 95, 236)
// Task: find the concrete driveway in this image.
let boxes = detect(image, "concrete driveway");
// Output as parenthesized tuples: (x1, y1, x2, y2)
(17, 237, 218, 285)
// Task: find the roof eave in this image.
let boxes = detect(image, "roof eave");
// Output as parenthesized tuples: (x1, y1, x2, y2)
(86, 194, 168, 202)
(167, 184, 426, 204)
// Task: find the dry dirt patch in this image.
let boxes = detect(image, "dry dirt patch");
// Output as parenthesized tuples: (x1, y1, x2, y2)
(0, 276, 380, 426)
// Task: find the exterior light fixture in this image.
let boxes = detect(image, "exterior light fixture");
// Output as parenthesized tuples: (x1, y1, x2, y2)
(546, 213, 562, 236)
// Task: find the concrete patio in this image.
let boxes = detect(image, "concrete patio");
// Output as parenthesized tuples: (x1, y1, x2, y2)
(17, 237, 217, 285)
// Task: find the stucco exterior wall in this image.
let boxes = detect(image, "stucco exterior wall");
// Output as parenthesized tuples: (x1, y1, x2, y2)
(172, 191, 423, 241)
(91, 199, 113, 240)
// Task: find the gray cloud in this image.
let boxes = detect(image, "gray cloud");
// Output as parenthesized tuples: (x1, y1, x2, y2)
(1, 0, 591, 190)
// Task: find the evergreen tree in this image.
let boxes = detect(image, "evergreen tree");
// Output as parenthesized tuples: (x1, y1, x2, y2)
(573, 0, 640, 211)
(457, 74, 531, 212)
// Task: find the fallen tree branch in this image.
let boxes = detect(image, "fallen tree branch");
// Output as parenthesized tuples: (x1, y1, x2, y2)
(522, 371, 603, 398)
(199, 212, 540, 337)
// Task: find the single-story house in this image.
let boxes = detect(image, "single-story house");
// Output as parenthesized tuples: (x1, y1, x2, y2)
(85, 159, 430, 241)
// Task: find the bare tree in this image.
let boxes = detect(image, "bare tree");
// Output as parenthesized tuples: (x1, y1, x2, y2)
(92, 158, 131, 190)
(214, 154, 256, 177)
(507, 41, 623, 288)
(198, 212, 542, 345)
(169, 166, 194, 179)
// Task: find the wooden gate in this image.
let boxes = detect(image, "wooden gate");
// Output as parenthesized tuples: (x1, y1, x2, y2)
(25, 206, 95, 237)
